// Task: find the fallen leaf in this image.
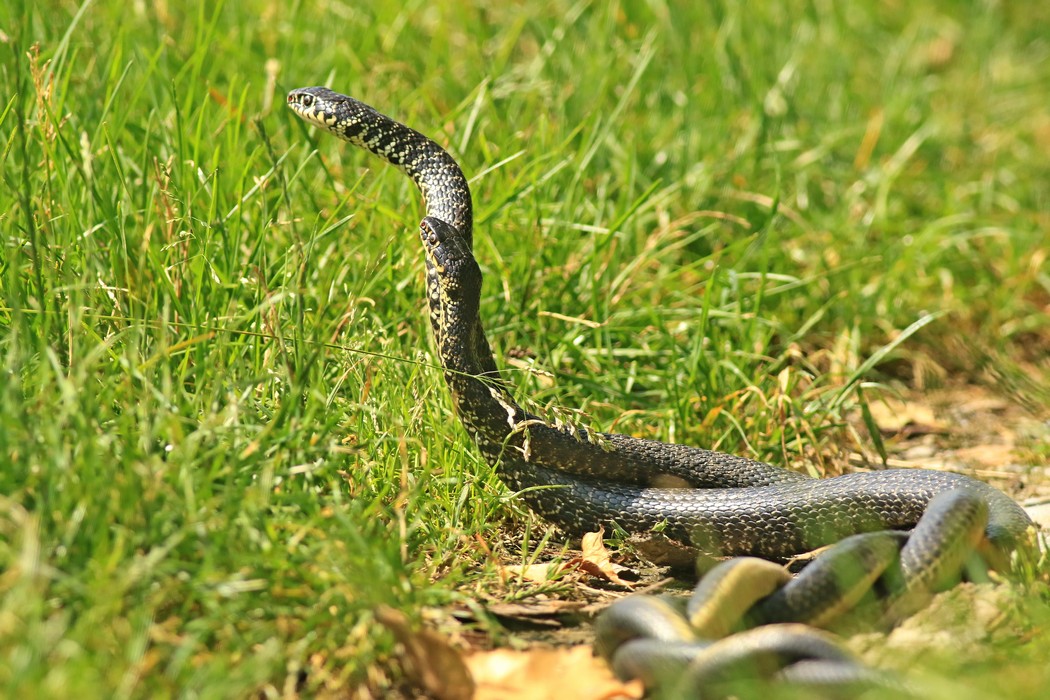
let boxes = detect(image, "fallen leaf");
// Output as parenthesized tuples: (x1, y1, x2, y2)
(488, 600, 586, 617)
(575, 528, 634, 587)
(500, 561, 571, 584)
(866, 397, 949, 437)
(467, 645, 644, 700)
(499, 529, 635, 587)
(375, 605, 474, 700)
(486, 600, 587, 627)
(374, 606, 642, 700)
(953, 443, 1016, 468)
(952, 390, 1009, 414)
(1023, 502, 1050, 531)
(628, 532, 699, 569)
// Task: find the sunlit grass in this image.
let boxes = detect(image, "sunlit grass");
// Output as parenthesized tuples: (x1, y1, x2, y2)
(1, 0, 1047, 697)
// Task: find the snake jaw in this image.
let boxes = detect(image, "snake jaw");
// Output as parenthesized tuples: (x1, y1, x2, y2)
(286, 88, 326, 126)
(418, 217, 480, 291)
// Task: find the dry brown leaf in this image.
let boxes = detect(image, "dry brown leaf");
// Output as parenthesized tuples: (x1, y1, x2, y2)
(866, 397, 949, 436)
(629, 532, 699, 568)
(499, 529, 634, 587)
(1023, 502, 1050, 530)
(374, 606, 642, 700)
(952, 390, 1009, 414)
(375, 605, 474, 700)
(499, 561, 570, 584)
(575, 528, 634, 587)
(486, 600, 587, 625)
(488, 600, 586, 617)
(466, 645, 644, 700)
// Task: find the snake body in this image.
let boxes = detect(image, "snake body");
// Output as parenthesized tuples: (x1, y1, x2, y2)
(288, 86, 1035, 692)
(286, 86, 1030, 562)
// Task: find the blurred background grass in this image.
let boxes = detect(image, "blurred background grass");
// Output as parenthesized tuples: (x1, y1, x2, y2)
(1, 0, 1047, 697)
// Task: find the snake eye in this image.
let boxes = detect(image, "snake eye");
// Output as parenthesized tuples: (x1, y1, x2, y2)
(299, 93, 314, 108)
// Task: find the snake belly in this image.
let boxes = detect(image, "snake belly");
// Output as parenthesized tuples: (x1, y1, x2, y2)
(286, 86, 1031, 560)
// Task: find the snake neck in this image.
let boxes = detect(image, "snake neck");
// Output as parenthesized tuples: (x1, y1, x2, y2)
(420, 223, 522, 443)
(419, 217, 806, 493)
(336, 100, 472, 239)
(288, 87, 474, 243)
(343, 111, 472, 242)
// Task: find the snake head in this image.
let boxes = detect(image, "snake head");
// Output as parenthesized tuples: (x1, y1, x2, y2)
(420, 216, 471, 259)
(420, 216, 482, 301)
(287, 87, 362, 132)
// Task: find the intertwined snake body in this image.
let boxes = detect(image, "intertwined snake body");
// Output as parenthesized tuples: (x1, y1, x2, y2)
(286, 86, 1030, 563)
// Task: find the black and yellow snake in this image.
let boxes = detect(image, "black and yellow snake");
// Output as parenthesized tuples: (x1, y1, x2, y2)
(287, 86, 1031, 688)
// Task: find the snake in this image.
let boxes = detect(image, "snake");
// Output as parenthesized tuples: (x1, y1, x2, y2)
(286, 88, 1032, 689)
(590, 488, 985, 692)
(286, 85, 1030, 555)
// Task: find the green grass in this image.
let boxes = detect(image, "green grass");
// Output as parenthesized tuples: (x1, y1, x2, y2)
(1, 0, 1048, 697)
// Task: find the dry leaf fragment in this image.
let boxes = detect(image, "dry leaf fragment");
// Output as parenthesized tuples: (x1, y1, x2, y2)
(374, 606, 642, 700)
(575, 528, 634, 587)
(499, 529, 635, 588)
(953, 443, 1016, 468)
(486, 600, 587, 627)
(629, 532, 699, 568)
(500, 561, 571, 584)
(467, 645, 644, 700)
(866, 398, 948, 437)
(375, 605, 474, 700)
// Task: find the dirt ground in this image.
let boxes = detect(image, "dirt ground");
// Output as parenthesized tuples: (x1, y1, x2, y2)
(372, 384, 1050, 699)
(857, 385, 1050, 510)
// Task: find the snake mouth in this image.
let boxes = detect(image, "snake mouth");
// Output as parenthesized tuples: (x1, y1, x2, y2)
(287, 88, 339, 127)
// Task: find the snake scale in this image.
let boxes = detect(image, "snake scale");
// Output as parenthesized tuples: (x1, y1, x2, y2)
(286, 85, 1030, 569)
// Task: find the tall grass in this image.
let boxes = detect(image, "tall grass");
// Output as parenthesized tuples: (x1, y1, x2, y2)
(1, 0, 1047, 697)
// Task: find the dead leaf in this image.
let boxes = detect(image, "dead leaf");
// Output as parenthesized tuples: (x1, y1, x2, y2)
(467, 645, 643, 700)
(499, 529, 634, 587)
(574, 528, 634, 587)
(1024, 502, 1050, 531)
(374, 606, 642, 700)
(486, 600, 587, 627)
(375, 605, 474, 700)
(955, 393, 1009, 414)
(628, 532, 699, 569)
(487, 600, 586, 617)
(866, 397, 949, 437)
(500, 561, 571, 584)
